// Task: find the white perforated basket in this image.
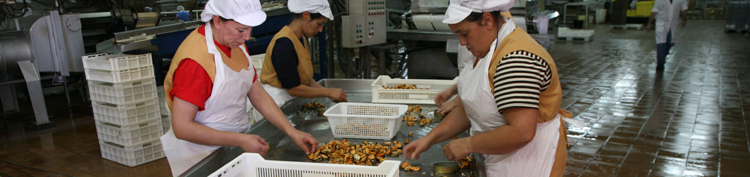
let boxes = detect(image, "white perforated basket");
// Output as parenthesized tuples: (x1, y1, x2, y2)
(323, 103, 407, 140)
(371, 75, 457, 104)
(92, 99, 160, 126)
(95, 119, 163, 147)
(85, 66, 154, 83)
(88, 79, 157, 104)
(99, 139, 164, 167)
(209, 153, 400, 177)
(82, 53, 153, 71)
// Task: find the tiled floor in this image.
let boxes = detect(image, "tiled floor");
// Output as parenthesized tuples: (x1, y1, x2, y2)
(1, 20, 749, 177)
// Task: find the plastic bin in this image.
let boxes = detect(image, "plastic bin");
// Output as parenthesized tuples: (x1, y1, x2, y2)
(92, 99, 160, 126)
(209, 153, 400, 177)
(99, 139, 164, 167)
(85, 66, 154, 83)
(82, 53, 153, 71)
(88, 79, 157, 104)
(371, 75, 456, 104)
(596, 9, 607, 23)
(323, 103, 407, 140)
(95, 119, 163, 147)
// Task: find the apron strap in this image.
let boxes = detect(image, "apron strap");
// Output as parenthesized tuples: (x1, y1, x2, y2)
(556, 110, 585, 146)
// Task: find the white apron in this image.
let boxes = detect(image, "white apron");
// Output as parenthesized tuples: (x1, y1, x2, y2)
(456, 17, 561, 177)
(161, 23, 256, 177)
(653, 0, 687, 44)
(249, 84, 294, 123)
(261, 84, 295, 107)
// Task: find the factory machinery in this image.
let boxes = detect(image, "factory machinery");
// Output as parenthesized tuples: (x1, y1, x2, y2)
(0, 0, 160, 128)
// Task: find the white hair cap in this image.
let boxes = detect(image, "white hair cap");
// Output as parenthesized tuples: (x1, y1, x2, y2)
(200, 0, 267, 27)
(443, 0, 514, 24)
(287, 0, 334, 20)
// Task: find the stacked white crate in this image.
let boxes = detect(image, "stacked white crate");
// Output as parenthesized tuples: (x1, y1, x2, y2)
(82, 53, 165, 167)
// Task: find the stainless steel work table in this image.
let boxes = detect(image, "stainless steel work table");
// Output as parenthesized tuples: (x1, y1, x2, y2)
(181, 79, 486, 177)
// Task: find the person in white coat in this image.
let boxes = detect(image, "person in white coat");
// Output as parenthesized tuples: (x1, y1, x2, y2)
(404, 0, 579, 176)
(160, 0, 318, 176)
(646, 0, 688, 70)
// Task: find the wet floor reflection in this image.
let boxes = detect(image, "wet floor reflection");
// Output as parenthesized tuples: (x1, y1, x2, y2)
(557, 20, 750, 177)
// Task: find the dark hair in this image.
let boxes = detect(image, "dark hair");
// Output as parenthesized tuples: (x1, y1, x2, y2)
(209, 16, 231, 24)
(464, 11, 501, 26)
(293, 12, 326, 20)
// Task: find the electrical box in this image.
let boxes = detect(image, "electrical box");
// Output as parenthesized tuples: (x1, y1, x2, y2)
(348, 0, 386, 16)
(341, 15, 366, 48)
(341, 0, 386, 48)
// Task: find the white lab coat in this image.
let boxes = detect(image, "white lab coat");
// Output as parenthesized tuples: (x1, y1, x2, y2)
(160, 23, 256, 176)
(651, 0, 688, 44)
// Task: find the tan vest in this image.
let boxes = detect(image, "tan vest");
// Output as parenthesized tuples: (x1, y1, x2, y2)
(163, 26, 250, 112)
(260, 26, 313, 88)
(486, 27, 570, 177)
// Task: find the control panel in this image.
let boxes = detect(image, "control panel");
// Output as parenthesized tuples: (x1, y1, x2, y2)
(348, 0, 386, 16)
(341, 15, 366, 47)
(342, 0, 386, 48)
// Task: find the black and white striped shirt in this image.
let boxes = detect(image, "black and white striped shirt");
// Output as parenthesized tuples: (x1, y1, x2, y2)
(493, 50, 552, 113)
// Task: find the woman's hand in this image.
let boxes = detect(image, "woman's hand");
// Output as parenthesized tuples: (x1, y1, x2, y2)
(327, 88, 348, 102)
(434, 89, 454, 106)
(287, 130, 319, 154)
(443, 137, 473, 162)
(238, 134, 270, 156)
(403, 137, 433, 159)
(437, 98, 460, 116)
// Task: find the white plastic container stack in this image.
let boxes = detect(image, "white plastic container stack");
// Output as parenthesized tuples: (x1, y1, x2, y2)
(83, 53, 164, 167)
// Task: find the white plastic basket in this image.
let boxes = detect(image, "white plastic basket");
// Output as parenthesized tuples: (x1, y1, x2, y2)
(323, 103, 407, 140)
(210, 153, 400, 177)
(85, 66, 154, 83)
(82, 53, 153, 71)
(88, 79, 157, 104)
(95, 119, 163, 147)
(92, 99, 160, 126)
(371, 75, 457, 104)
(99, 139, 164, 167)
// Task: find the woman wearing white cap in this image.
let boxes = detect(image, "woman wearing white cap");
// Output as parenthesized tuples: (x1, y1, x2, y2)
(435, 12, 514, 117)
(259, 0, 347, 107)
(160, 0, 318, 176)
(404, 0, 579, 176)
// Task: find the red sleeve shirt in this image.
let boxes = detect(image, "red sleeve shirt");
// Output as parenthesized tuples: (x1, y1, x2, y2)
(169, 25, 257, 111)
(170, 59, 213, 111)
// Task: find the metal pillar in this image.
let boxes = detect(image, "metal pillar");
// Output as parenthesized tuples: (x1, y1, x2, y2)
(17, 61, 52, 127)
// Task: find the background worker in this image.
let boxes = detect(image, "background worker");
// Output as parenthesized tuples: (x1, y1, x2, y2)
(259, 0, 347, 109)
(646, 0, 688, 70)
